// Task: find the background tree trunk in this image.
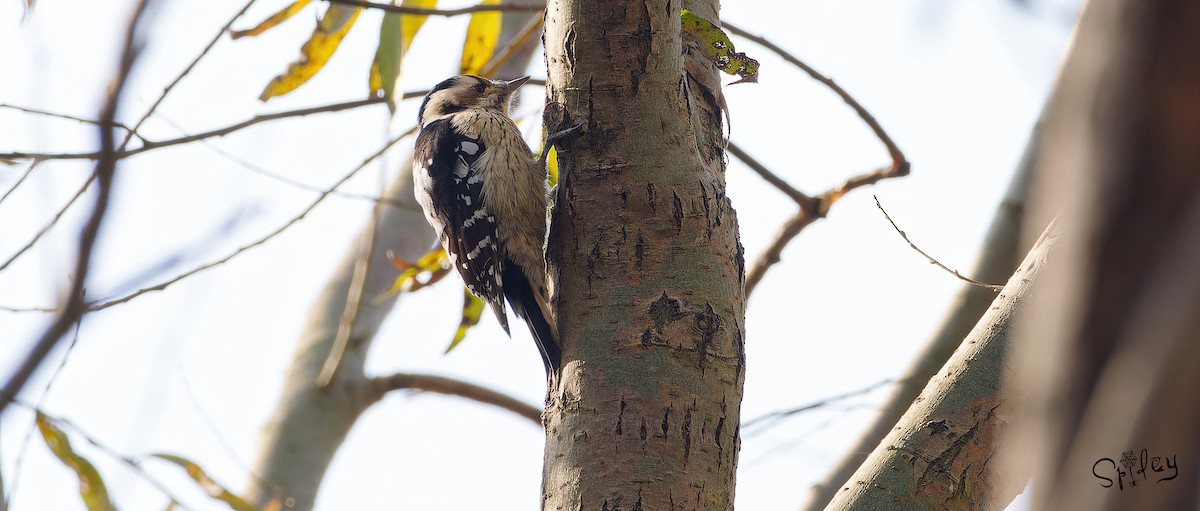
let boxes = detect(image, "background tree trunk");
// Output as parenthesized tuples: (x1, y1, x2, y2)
(800, 117, 1038, 511)
(541, 0, 746, 509)
(825, 220, 1056, 511)
(1014, 0, 1200, 509)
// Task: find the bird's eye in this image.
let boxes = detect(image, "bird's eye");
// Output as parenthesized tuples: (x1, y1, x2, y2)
(472, 84, 486, 93)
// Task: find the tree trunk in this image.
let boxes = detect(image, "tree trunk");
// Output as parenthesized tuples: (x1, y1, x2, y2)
(1014, 0, 1200, 509)
(541, 0, 746, 509)
(824, 220, 1056, 511)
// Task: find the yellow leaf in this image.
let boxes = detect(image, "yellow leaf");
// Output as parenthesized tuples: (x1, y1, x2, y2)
(229, 0, 315, 39)
(546, 145, 559, 187)
(376, 248, 451, 301)
(259, 5, 362, 101)
(400, 0, 438, 49)
(459, 0, 502, 75)
(151, 454, 257, 511)
(370, 0, 438, 113)
(680, 10, 759, 84)
(447, 287, 486, 353)
(35, 413, 115, 511)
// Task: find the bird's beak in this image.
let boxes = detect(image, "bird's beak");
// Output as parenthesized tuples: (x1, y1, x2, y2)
(504, 75, 532, 92)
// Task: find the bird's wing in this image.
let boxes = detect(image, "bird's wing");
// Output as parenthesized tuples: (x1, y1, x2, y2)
(414, 119, 510, 333)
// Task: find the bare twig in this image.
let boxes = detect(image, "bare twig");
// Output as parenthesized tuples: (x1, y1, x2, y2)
(372, 373, 542, 426)
(723, 22, 909, 168)
(317, 192, 382, 388)
(742, 379, 892, 432)
(326, 0, 544, 16)
(726, 141, 814, 208)
(873, 196, 1004, 291)
(742, 163, 907, 296)
(720, 26, 910, 297)
(0, 104, 142, 142)
(0, 0, 150, 416)
(0, 160, 40, 208)
(88, 128, 416, 311)
(0, 0, 258, 275)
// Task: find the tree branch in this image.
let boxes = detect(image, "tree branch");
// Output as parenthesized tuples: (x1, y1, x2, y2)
(742, 163, 907, 297)
(87, 129, 413, 312)
(874, 196, 1004, 291)
(372, 373, 543, 426)
(719, 26, 909, 297)
(0, 0, 150, 416)
(723, 22, 909, 168)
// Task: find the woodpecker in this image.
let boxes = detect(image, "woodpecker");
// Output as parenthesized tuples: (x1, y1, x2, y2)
(412, 75, 560, 374)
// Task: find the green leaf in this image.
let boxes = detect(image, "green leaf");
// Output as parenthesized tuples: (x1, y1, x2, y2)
(151, 454, 256, 511)
(680, 10, 759, 84)
(259, 5, 362, 101)
(229, 0, 315, 39)
(447, 287, 486, 353)
(370, 0, 439, 113)
(35, 413, 116, 511)
(458, 0, 502, 75)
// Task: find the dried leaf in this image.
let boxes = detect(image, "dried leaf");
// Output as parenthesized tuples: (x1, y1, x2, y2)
(459, 0, 502, 75)
(259, 5, 362, 101)
(35, 413, 116, 511)
(151, 454, 256, 511)
(680, 10, 759, 84)
(229, 0, 315, 39)
(447, 287, 486, 353)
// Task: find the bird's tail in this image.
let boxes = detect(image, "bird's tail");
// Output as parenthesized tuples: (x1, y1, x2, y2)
(501, 259, 560, 374)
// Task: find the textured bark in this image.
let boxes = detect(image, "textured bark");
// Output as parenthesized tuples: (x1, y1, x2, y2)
(800, 118, 1039, 511)
(541, 0, 746, 510)
(1014, 0, 1200, 509)
(824, 221, 1055, 511)
(244, 11, 540, 508)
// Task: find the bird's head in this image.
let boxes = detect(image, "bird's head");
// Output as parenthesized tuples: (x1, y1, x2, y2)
(417, 75, 530, 127)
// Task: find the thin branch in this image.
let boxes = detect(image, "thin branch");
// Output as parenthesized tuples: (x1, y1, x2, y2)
(742, 379, 892, 432)
(148, 107, 420, 211)
(743, 163, 907, 297)
(326, 0, 544, 16)
(0, 0, 150, 416)
(720, 26, 910, 297)
(0, 160, 40, 208)
(372, 373, 542, 426)
(873, 196, 1004, 291)
(317, 192, 381, 388)
(726, 141, 813, 208)
(87, 128, 415, 311)
(0, 104, 142, 142)
(723, 22, 909, 168)
(0, 174, 93, 273)
(0, 0, 258, 276)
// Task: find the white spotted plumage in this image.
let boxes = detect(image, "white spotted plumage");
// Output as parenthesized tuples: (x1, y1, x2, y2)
(411, 75, 560, 374)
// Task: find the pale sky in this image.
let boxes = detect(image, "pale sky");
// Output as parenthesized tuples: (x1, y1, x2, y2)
(0, 0, 1072, 509)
